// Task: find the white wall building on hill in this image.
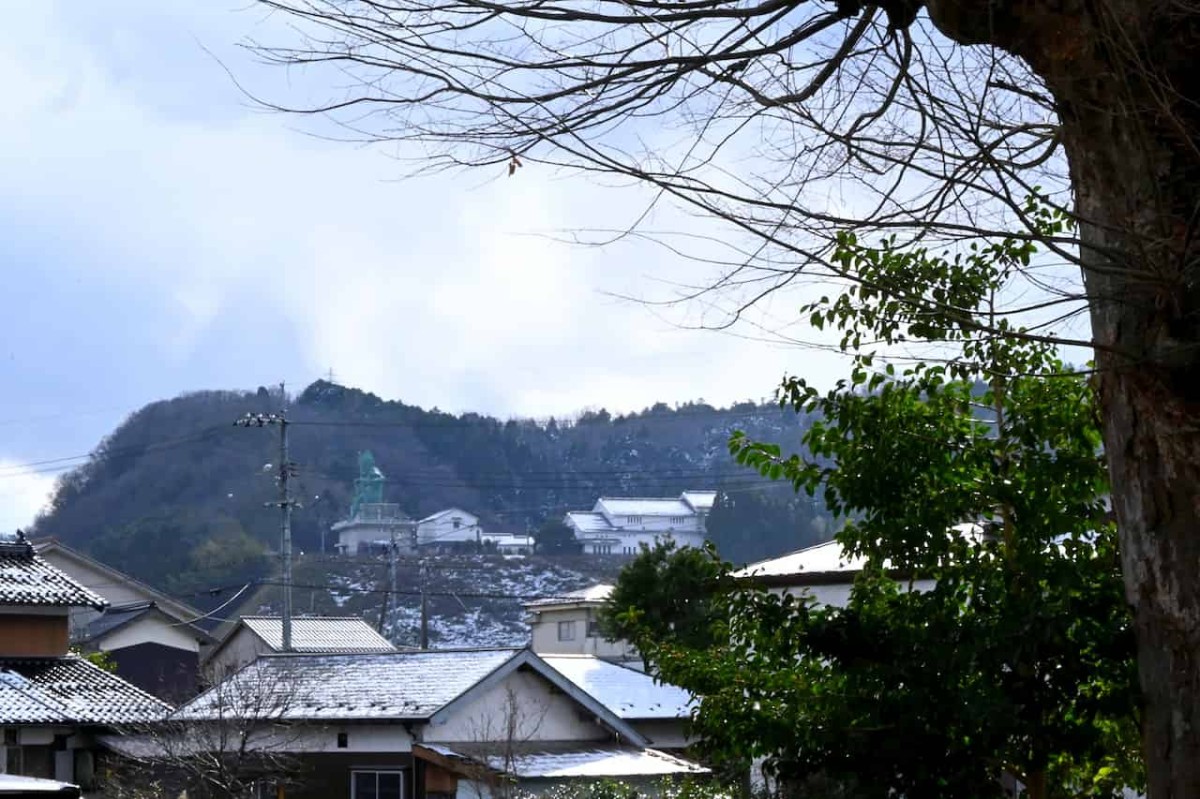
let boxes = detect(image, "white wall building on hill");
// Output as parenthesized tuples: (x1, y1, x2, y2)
(416, 508, 481, 547)
(564, 490, 716, 555)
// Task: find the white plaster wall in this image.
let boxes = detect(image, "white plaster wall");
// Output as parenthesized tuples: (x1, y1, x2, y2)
(418, 511, 481, 545)
(528, 608, 636, 660)
(100, 614, 201, 653)
(205, 626, 269, 678)
(424, 670, 610, 744)
(337, 523, 401, 553)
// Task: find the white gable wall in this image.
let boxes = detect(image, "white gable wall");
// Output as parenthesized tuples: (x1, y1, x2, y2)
(205, 626, 271, 679)
(424, 669, 611, 744)
(418, 510, 481, 546)
(100, 614, 202, 653)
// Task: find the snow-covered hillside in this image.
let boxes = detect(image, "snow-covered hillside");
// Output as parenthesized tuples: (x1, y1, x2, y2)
(249, 553, 625, 649)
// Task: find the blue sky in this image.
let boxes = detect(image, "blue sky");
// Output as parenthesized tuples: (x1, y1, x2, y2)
(0, 1, 851, 530)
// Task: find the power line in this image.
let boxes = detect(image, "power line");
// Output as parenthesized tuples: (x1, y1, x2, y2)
(0, 424, 238, 479)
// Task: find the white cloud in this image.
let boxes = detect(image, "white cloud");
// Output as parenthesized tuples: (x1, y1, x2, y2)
(0, 0, 855, 448)
(0, 461, 58, 533)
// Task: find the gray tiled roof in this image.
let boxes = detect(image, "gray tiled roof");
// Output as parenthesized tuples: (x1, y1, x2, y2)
(176, 649, 522, 721)
(240, 616, 397, 653)
(0, 535, 106, 609)
(0, 657, 172, 725)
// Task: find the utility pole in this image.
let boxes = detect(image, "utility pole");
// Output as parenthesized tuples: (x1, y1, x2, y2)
(234, 385, 297, 652)
(377, 527, 398, 635)
(419, 558, 429, 650)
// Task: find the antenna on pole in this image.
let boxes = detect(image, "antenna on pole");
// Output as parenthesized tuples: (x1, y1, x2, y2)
(234, 386, 298, 652)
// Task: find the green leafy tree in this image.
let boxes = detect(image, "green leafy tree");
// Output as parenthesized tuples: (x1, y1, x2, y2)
(534, 519, 583, 555)
(601, 540, 728, 669)
(653, 219, 1141, 798)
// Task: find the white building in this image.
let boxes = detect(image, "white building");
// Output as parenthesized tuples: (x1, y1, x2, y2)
(525, 585, 638, 663)
(416, 508, 481, 548)
(564, 490, 716, 555)
(333, 503, 416, 556)
(480, 532, 535, 555)
(730, 523, 983, 608)
(112, 648, 705, 799)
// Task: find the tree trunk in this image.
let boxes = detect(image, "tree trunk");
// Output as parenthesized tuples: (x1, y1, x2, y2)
(925, 2, 1200, 796)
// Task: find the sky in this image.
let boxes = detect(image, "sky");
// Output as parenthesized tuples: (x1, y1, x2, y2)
(0, 1, 855, 531)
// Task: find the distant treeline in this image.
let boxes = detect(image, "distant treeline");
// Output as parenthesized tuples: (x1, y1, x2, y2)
(33, 381, 832, 593)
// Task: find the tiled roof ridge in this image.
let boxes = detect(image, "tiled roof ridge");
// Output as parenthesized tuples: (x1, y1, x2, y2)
(259, 645, 524, 658)
(242, 614, 370, 621)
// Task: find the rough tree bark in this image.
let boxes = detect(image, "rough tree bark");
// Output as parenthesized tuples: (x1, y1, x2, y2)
(927, 2, 1200, 796)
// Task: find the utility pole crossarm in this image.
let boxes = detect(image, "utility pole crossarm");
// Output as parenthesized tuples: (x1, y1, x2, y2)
(233, 392, 297, 653)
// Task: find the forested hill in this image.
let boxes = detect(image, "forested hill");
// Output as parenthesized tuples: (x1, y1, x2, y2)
(33, 381, 831, 595)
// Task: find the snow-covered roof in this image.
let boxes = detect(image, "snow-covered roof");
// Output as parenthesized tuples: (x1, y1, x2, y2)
(0, 533, 107, 609)
(240, 616, 397, 654)
(0, 656, 171, 725)
(524, 584, 613, 609)
(732, 540, 864, 580)
(596, 498, 694, 518)
(732, 523, 988, 581)
(565, 511, 616, 534)
(419, 507, 478, 525)
(681, 491, 717, 512)
(418, 743, 707, 778)
(0, 774, 81, 794)
(541, 655, 693, 720)
(179, 649, 522, 721)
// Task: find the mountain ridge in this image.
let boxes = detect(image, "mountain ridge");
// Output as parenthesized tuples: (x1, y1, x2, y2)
(32, 380, 831, 597)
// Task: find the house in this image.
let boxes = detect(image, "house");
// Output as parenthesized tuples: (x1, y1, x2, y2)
(0, 530, 171, 788)
(32, 539, 216, 700)
(539, 655, 694, 751)
(730, 524, 982, 608)
(479, 533, 534, 556)
(115, 647, 705, 799)
(563, 491, 716, 555)
(204, 615, 397, 677)
(524, 585, 638, 663)
(333, 503, 416, 556)
(416, 508, 482, 549)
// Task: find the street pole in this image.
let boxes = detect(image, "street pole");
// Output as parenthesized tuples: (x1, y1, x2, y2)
(278, 412, 293, 653)
(419, 558, 429, 650)
(234, 389, 296, 652)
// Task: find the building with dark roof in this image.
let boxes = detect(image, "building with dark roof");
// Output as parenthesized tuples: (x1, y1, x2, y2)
(0, 531, 171, 788)
(31, 539, 215, 701)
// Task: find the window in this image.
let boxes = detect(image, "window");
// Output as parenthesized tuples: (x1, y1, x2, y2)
(452, 517, 462, 529)
(670, 516, 687, 524)
(626, 515, 643, 524)
(337, 732, 349, 749)
(586, 620, 601, 638)
(558, 620, 576, 641)
(352, 770, 404, 799)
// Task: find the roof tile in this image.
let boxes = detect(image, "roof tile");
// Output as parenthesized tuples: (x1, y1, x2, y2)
(0, 657, 172, 725)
